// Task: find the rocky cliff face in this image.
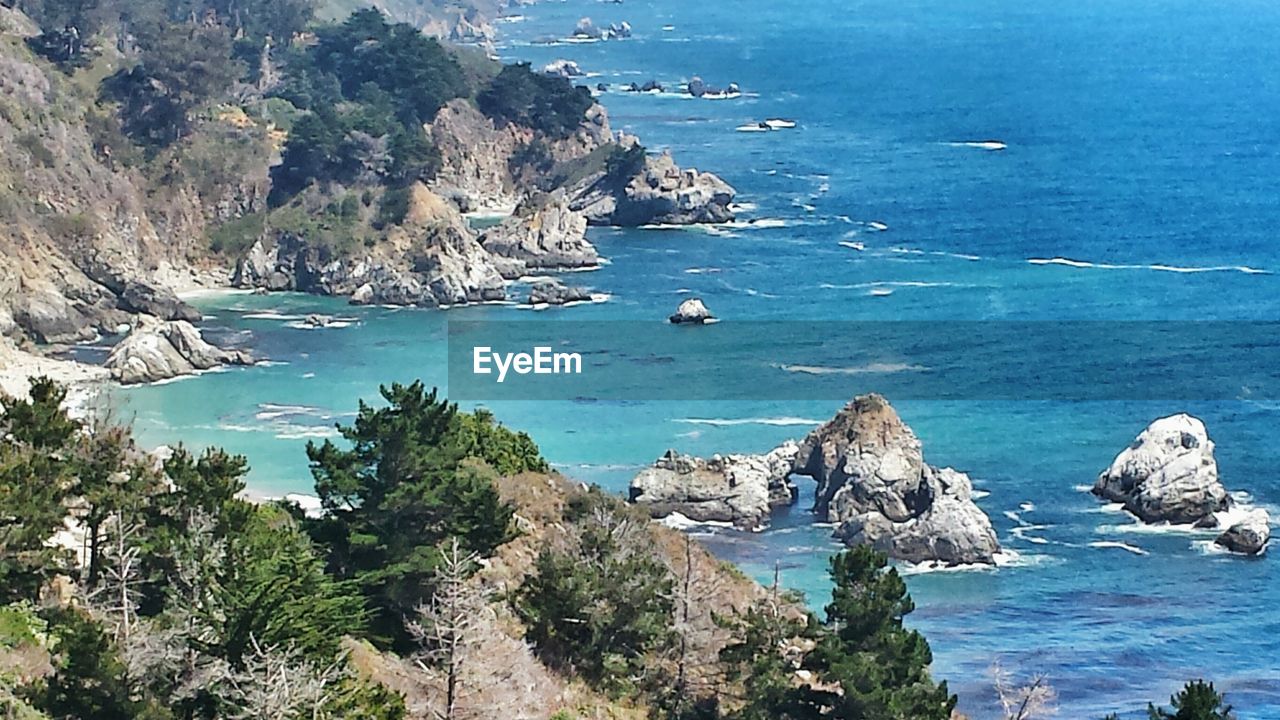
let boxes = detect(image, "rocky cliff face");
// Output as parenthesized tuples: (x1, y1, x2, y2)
(566, 148, 736, 226)
(793, 394, 1001, 565)
(0, 22, 266, 346)
(234, 184, 506, 306)
(480, 191, 598, 277)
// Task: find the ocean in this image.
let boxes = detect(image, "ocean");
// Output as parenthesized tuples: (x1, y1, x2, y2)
(115, 1, 1280, 716)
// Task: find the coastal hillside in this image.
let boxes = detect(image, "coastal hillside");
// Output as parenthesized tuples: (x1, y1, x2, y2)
(0, 379, 1235, 719)
(0, 0, 733, 352)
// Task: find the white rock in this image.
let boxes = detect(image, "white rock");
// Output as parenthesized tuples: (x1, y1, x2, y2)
(1093, 414, 1228, 524)
(1215, 509, 1271, 556)
(669, 298, 713, 324)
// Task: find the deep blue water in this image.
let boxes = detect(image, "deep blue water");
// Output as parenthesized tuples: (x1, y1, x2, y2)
(117, 1, 1280, 717)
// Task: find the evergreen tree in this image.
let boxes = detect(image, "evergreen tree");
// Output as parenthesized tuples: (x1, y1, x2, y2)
(802, 546, 956, 720)
(515, 501, 675, 696)
(305, 382, 516, 649)
(1148, 680, 1235, 720)
(717, 588, 819, 720)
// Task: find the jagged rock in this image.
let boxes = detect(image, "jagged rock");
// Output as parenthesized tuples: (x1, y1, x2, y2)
(1093, 414, 1229, 524)
(669, 298, 713, 324)
(629, 441, 800, 530)
(543, 59, 584, 78)
(526, 282, 592, 306)
(793, 394, 1000, 565)
(428, 100, 525, 215)
(118, 281, 202, 322)
(232, 185, 506, 307)
(1215, 509, 1271, 556)
(573, 17, 628, 40)
(105, 319, 251, 384)
(480, 193, 598, 276)
(567, 148, 736, 225)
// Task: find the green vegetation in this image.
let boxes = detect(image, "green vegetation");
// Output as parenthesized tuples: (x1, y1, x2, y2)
(515, 491, 676, 697)
(477, 62, 594, 139)
(1, 375, 1240, 718)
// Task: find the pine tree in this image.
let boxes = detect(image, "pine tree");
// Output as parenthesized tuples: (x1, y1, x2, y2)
(305, 382, 516, 649)
(1148, 680, 1235, 720)
(802, 546, 956, 720)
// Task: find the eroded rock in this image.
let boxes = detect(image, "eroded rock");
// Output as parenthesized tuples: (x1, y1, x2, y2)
(1093, 414, 1229, 524)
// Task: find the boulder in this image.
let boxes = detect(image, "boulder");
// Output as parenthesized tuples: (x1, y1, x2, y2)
(105, 319, 251, 384)
(1093, 414, 1229, 524)
(669, 298, 713, 324)
(543, 59, 584, 78)
(480, 193, 597, 276)
(118, 281, 202, 322)
(629, 441, 800, 530)
(1214, 509, 1271, 556)
(526, 282, 592, 306)
(793, 394, 1000, 565)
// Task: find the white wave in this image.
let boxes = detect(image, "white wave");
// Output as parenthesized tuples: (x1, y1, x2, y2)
(1083, 502, 1128, 515)
(302, 372, 316, 379)
(1003, 510, 1023, 524)
(672, 417, 824, 427)
(869, 288, 894, 297)
(722, 218, 790, 229)
(838, 241, 865, 251)
(764, 119, 797, 129)
(242, 312, 304, 321)
(274, 425, 339, 440)
(950, 140, 1007, 151)
(820, 281, 959, 290)
(888, 247, 981, 261)
(775, 362, 927, 375)
(1020, 501, 1037, 512)
(1191, 539, 1232, 556)
(254, 360, 288, 367)
(736, 124, 770, 133)
(254, 403, 329, 421)
(972, 490, 991, 499)
(993, 548, 1058, 569)
(868, 221, 889, 231)
(1087, 541, 1149, 555)
(728, 202, 758, 213)
(1073, 484, 1094, 492)
(659, 512, 736, 531)
(684, 267, 723, 274)
(284, 320, 355, 330)
(1028, 257, 1270, 275)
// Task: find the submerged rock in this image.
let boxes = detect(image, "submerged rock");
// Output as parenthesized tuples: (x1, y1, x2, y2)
(792, 394, 1000, 566)
(629, 441, 800, 530)
(105, 319, 251, 384)
(1214, 509, 1271, 556)
(669, 298, 713, 324)
(1093, 414, 1229, 525)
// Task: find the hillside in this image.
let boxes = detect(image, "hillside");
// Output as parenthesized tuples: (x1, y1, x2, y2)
(0, 0, 734, 354)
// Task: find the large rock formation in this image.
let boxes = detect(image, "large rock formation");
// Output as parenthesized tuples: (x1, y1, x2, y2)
(105, 320, 251, 384)
(233, 185, 506, 307)
(480, 192, 599, 277)
(793, 394, 1000, 565)
(567, 148, 736, 226)
(1215, 509, 1271, 556)
(629, 441, 800, 530)
(1093, 414, 1229, 524)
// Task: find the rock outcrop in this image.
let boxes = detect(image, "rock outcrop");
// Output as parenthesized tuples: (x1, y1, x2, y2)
(105, 320, 251, 384)
(526, 282, 592, 306)
(792, 394, 1000, 565)
(542, 59, 584, 79)
(670, 298, 714, 324)
(480, 193, 599, 277)
(1093, 414, 1229, 525)
(572, 17, 631, 40)
(629, 441, 800, 530)
(1214, 509, 1271, 556)
(234, 185, 506, 307)
(567, 148, 736, 226)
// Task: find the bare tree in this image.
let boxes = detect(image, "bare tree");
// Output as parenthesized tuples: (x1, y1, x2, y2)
(407, 537, 492, 720)
(991, 662, 1058, 720)
(223, 635, 343, 720)
(82, 511, 144, 645)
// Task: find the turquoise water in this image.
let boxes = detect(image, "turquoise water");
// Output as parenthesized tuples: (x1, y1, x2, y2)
(117, 1, 1280, 716)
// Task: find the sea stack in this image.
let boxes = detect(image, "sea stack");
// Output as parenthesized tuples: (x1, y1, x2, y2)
(792, 394, 1000, 566)
(1093, 414, 1229, 525)
(669, 298, 714, 324)
(1214, 509, 1271, 556)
